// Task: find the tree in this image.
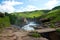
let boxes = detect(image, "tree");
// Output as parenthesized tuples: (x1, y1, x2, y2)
(52, 6, 60, 10)
(5, 12, 9, 16)
(0, 12, 5, 17)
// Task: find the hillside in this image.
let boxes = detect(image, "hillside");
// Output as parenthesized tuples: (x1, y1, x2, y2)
(52, 6, 60, 10)
(42, 8, 60, 22)
(11, 10, 50, 18)
(11, 6, 60, 19)
(10, 6, 60, 24)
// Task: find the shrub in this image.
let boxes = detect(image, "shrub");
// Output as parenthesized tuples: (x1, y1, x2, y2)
(49, 23, 55, 28)
(56, 29, 60, 33)
(0, 12, 5, 17)
(29, 31, 41, 38)
(0, 16, 10, 30)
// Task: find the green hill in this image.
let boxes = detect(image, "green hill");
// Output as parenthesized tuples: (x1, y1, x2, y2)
(52, 6, 60, 10)
(42, 6, 60, 22)
(11, 10, 50, 18)
(10, 5, 60, 23)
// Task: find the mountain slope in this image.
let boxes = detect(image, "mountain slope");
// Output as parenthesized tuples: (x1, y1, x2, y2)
(43, 9, 60, 22)
(52, 6, 60, 10)
(11, 10, 50, 18)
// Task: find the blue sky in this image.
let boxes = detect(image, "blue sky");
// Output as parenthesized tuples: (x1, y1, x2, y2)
(0, 0, 60, 13)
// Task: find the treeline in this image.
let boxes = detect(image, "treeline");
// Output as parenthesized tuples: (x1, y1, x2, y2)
(0, 12, 26, 28)
(0, 12, 18, 29)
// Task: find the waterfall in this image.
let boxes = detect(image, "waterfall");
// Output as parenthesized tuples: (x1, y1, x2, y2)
(22, 22, 37, 31)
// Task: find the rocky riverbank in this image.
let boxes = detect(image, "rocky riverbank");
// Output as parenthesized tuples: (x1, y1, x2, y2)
(0, 26, 48, 40)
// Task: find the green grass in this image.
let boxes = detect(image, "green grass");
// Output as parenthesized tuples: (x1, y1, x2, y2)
(31, 33, 41, 38)
(0, 16, 10, 29)
(29, 31, 41, 38)
(42, 9, 60, 22)
(10, 6, 60, 26)
(11, 10, 44, 18)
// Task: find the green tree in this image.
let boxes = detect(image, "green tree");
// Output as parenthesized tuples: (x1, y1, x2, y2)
(5, 12, 9, 16)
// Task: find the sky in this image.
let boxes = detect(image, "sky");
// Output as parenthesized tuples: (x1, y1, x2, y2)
(0, 0, 60, 13)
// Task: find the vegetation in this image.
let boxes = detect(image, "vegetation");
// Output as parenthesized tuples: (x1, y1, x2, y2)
(11, 10, 45, 18)
(29, 31, 41, 38)
(52, 6, 60, 10)
(49, 23, 55, 28)
(48, 10, 60, 22)
(0, 12, 10, 30)
(11, 6, 60, 22)
(56, 29, 60, 33)
(0, 5, 60, 30)
(42, 6, 60, 22)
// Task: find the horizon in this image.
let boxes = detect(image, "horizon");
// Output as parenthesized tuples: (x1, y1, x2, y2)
(0, 0, 60, 13)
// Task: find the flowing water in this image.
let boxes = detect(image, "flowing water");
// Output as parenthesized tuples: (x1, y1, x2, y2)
(22, 22, 38, 31)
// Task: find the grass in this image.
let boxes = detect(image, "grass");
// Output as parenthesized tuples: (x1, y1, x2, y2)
(11, 10, 44, 18)
(29, 31, 41, 38)
(0, 16, 10, 30)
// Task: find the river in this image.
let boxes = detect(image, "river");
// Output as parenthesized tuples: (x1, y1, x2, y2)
(21, 21, 39, 31)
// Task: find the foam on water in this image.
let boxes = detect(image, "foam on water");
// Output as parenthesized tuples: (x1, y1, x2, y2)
(22, 22, 37, 31)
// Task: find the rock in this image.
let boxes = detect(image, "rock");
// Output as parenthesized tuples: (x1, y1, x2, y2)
(0, 27, 49, 40)
(22, 36, 48, 40)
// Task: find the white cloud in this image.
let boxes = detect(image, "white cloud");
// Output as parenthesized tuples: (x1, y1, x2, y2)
(16, 5, 40, 12)
(29, 0, 38, 1)
(45, 0, 59, 9)
(0, 0, 23, 13)
(23, 5, 40, 11)
(0, 0, 59, 13)
(1, 1, 23, 6)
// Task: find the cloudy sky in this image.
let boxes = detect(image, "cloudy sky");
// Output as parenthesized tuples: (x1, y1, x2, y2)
(0, 0, 60, 13)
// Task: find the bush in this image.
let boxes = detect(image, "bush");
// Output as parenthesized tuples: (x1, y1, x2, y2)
(49, 23, 55, 28)
(0, 12, 5, 17)
(29, 31, 41, 38)
(0, 16, 10, 30)
(56, 29, 60, 33)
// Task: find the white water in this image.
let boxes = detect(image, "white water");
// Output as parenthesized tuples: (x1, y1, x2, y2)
(22, 22, 37, 31)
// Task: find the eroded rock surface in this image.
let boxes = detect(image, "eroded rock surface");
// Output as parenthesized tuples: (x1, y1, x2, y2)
(0, 27, 48, 40)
